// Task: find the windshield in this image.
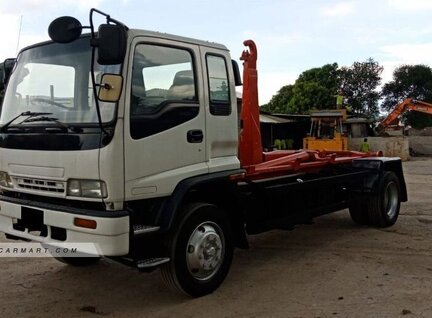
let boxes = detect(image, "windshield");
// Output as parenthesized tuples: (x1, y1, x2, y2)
(1, 37, 121, 125)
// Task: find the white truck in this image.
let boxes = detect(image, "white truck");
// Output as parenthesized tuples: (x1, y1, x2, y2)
(0, 9, 407, 297)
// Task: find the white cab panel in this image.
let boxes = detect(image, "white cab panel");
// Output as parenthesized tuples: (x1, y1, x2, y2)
(99, 119, 125, 207)
(123, 37, 208, 201)
(199, 46, 240, 173)
(0, 148, 100, 198)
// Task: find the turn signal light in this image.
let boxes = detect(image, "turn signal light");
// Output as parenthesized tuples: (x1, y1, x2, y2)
(74, 217, 97, 229)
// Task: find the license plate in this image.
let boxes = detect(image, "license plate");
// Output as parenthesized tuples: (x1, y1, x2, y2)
(19, 206, 44, 231)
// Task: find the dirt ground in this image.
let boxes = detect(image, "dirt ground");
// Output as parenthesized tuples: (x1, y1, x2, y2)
(0, 158, 431, 318)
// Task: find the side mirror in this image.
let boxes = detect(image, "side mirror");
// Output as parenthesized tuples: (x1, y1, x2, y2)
(2, 58, 16, 88)
(0, 64, 4, 91)
(97, 24, 127, 65)
(98, 74, 123, 102)
(48, 16, 82, 43)
(47, 13, 127, 65)
(232, 60, 242, 86)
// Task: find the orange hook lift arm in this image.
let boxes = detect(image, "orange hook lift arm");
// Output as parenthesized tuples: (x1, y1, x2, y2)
(237, 40, 378, 181)
(239, 40, 263, 168)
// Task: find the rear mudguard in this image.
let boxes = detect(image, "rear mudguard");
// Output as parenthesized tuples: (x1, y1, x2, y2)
(352, 157, 408, 202)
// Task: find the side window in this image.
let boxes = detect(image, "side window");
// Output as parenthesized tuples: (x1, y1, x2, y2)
(130, 44, 199, 139)
(206, 55, 231, 116)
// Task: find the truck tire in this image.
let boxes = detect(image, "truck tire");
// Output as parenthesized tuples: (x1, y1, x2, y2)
(54, 257, 101, 266)
(160, 203, 233, 297)
(349, 194, 370, 225)
(366, 171, 401, 227)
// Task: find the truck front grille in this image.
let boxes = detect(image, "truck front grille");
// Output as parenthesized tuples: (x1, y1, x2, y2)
(14, 177, 65, 194)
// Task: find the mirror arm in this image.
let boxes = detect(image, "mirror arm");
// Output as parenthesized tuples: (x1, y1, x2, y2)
(88, 8, 110, 136)
(90, 8, 128, 31)
(89, 9, 97, 38)
(90, 38, 99, 48)
(88, 13, 107, 135)
(95, 83, 113, 90)
(87, 8, 127, 136)
(90, 46, 108, 136)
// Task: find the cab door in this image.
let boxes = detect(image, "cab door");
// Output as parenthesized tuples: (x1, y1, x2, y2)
(199, 46, 240, 173)
(123, 38, 207, 200)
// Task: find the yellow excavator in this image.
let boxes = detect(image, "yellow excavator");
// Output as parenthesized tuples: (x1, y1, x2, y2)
(303, 109, 348, 151)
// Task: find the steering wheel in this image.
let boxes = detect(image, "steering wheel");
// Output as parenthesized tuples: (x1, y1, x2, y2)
(31, 98, 69, 110)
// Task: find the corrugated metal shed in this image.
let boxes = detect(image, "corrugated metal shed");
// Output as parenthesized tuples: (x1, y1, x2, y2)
(259, 114, 295, 124)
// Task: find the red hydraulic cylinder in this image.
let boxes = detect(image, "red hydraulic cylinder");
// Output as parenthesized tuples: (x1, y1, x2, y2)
(239, 40, 263, 168)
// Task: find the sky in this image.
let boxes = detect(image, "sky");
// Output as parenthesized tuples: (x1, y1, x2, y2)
(1, 0, 432, 105)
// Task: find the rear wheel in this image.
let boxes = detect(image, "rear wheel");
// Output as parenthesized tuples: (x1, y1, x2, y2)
(160, 203, 233, 297)
(367, 171, 401, 227)
(349, 193, 370, 225)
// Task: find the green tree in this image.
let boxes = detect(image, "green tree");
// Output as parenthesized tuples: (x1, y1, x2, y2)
(286, 81, 331, 113)
(381, 64, 432, 129)
(261, 84, 293, 113)
(297, 63, 340, 94)
(262, 63, 340, 113)
(262, 60, 384, 117)
(292, 63, 340, 112)
(340, 58, 383, 118)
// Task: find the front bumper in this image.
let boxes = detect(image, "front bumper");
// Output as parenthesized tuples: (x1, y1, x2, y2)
(0, 195, 129, 256)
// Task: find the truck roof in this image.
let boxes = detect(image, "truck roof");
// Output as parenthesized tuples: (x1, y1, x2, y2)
(18, 29, 229, 56)
(128, 29, 229, 51)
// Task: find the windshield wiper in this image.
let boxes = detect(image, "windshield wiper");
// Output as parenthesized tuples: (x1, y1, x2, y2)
(22, 116, 82, 133)
(0, 111, 53, 133)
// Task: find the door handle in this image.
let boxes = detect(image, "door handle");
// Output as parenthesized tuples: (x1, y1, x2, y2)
(187, 129, 203, 143)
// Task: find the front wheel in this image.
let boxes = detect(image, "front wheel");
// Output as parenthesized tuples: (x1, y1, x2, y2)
(160, 203, 233, 297)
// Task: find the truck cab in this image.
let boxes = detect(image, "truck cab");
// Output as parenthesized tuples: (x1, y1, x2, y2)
(0, 25, 243, 254)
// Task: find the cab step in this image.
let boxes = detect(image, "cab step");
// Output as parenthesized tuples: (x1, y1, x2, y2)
(133, 225, 160, 237)
(136, 257, 170, 271)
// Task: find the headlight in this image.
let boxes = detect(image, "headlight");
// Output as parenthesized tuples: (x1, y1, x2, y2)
(67, 179, 107, 198)
(0, 171, 13, 188)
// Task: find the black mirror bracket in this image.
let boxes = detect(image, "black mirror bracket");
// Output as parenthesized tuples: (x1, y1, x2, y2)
(47, 8, 128, 137)
(90, 38, 99, 47)
(89, 8, 129, 32)
(87, 8, 127, 137)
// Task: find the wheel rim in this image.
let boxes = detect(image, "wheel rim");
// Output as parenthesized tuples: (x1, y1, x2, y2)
(186, 221, 225, 281)
(384, 181, 399, 219)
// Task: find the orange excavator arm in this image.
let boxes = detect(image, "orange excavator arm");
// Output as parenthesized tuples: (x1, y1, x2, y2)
(379, 98, 432, 128)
